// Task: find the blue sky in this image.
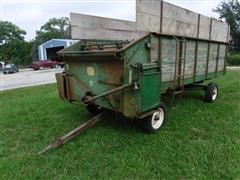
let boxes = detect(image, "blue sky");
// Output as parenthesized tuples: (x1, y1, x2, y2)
(1, 0, 221, 41)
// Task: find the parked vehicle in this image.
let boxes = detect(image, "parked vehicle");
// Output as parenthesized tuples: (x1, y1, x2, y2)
(31, 60, 61, 70)
(58, 61, 65, 68)
(3, 64, 18, 74)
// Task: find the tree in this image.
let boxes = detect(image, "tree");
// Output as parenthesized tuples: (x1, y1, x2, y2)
(214, 0, 240, 52)
(31, 17, 71, 60)
(19, 41, 35, 65)
(0, 21, 26, 64)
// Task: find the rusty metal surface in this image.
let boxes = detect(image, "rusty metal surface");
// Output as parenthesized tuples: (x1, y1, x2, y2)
(60, 54, 125, 111)
(55, 73, 79, 102)
(83, 83, 131, 104)
(56, 32, 228, 118)
(58, 39, 131, 57)
(55, 73, 67, 101)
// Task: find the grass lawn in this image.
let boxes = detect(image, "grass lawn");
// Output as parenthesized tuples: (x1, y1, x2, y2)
(0, 70, 240, 179)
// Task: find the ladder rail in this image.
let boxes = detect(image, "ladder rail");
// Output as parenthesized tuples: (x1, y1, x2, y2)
(171, 36, 179, 104)
(171, 36, 187, 105)
(180, 38, 187, 97)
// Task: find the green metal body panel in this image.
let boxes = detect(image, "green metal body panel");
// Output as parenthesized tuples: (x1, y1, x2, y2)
(56, 33, 227, 118)
(140, 69, 161, 112)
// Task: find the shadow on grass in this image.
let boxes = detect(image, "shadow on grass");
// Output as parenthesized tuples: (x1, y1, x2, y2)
(84, 89, 207, 135)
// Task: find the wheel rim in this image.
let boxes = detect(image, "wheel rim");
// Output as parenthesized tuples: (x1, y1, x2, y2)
(212, 87, 218, 101)
(151, 108, 164, 130)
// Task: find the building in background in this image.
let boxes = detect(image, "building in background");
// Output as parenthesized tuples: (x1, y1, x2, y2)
(38, 39, 79, 61)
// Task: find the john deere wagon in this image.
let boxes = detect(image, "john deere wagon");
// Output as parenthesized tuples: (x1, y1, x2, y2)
(38, 0, 230, 154)
(55, 32, 228, 132)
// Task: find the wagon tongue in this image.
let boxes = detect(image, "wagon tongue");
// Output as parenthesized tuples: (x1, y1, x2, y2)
(38, 111, 107, 155)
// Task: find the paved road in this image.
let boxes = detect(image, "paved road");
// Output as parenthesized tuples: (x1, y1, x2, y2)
(0, 68, 63, 91)
(227, 66, 240, 70)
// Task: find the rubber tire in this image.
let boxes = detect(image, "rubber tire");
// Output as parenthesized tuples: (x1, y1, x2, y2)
(140, 102, 167, 133)
(205, 82, 218, 103)
(86, 104, 103, 115)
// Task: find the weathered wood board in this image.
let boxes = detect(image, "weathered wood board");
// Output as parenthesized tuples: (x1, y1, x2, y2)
(136, 0, 161, 33)
(148, 34, 226, 84)
(211, 19, 229, 42)
(208, 43, 218, 74)
(71, 13, 146, 40)
(161, 37, 176, 82)
(71, 1, 229, 43)
(218, 44, 227, 72)
(198, 15, 210, 39)
(162, 2, 199, 38)
(136, 0, 229, 43)
(184, 40, 196, 78)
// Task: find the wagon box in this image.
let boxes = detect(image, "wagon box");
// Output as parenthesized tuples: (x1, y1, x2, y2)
(38, 1, 230, 154)
(56, 32, 227, 132)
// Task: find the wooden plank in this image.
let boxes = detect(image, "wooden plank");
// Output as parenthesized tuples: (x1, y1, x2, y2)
(71, 13, 145, 40)
(161, 37, 176, 82)
(208, 43, 219, 74)
(196, 41, 208, 76)
(135, 0, 228, 43)
(198, 15, 210, 40)
(219, 44, 227, 72)
(184, 40, 195, 78)
(162, 2, 198, 38)
(211, 19, 229, 42)
(150, 35, 159, 62)
(136, 0, 161, 33)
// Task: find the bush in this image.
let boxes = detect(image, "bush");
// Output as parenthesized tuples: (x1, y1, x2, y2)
(227, 54, 240, 66)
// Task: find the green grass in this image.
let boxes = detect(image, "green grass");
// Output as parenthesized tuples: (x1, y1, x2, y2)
(228, 53, 240, 66)
(0, 70, 240, 179)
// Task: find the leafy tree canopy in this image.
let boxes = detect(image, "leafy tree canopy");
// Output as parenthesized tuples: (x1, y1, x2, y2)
(214, 0, 240, 52)
(0, 21, 26, 63)
(36, 17, 70, 42)
(0, 21, 26, 45)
